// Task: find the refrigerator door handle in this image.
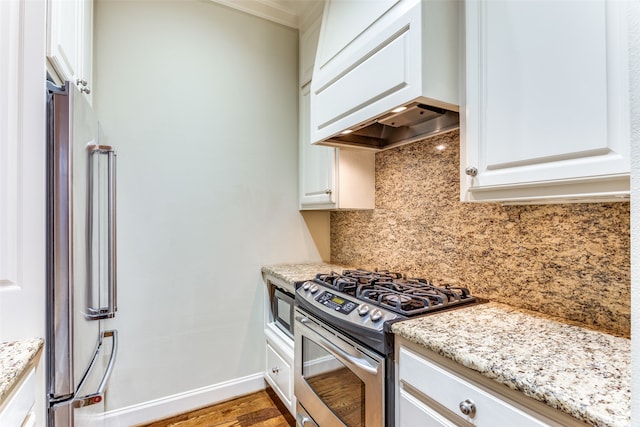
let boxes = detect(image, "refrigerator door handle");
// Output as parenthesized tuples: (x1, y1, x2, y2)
(86, 144, 117, 320)
(107, 146, 117, 317)
(72, 329, 118, 408)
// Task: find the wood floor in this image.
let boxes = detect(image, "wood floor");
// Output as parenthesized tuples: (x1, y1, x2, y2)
(137, 388, 295, 427)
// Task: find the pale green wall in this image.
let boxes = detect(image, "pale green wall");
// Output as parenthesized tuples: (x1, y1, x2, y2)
(93, 0, 321, 413)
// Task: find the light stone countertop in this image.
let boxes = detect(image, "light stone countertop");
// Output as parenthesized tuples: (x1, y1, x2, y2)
(261, 263, 353, 292)
(391, 302, 630, 427)
(0, 338, 44, 403)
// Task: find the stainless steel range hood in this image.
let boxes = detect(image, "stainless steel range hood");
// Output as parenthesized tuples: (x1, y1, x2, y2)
(318, 102, 460, 151)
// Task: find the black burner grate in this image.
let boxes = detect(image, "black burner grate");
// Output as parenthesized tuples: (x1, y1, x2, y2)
(315, 269, 476, 316)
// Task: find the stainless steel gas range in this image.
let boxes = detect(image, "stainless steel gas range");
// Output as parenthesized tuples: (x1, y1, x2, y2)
(293, 269, 478, 427)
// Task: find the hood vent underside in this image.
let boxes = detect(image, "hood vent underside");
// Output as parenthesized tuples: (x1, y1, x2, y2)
(319, 103, 460, 151)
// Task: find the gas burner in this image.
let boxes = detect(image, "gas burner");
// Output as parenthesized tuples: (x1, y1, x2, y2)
(340, 269, 404, 286)
(358, 286, 445, 316)
(314, 272, 358, 294)
(383, 294, 412, 304)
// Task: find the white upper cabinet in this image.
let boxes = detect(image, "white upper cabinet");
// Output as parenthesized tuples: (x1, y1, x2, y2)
(299, 1, 375, 210)
(300, 84, 375, 210)
(461, 0, 630, 203)
(300, 84, 335, 208)
(310, 0, 460, 150)
(46, 0, 93, 97)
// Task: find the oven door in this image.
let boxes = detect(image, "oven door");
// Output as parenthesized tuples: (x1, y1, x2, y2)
(294, 308, 384, 427)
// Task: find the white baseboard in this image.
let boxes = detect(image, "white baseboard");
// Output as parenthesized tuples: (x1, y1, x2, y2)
(102, 373, 267, 427)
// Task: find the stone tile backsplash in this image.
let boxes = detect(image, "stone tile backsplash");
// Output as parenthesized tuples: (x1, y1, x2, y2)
(330, 130, 630, 337)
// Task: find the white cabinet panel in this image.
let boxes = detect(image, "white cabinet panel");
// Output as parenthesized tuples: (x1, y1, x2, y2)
(300, 84, 335, 207)
(299, 84, 375, 210)
(265, 324, 295, 415)
(47, 0, 93, 97)
(462, 0, 630, 203)
(0, 368, 35, 427)
(46, 0, 80, 81)
(314, 28, 411, 130)
(0, 0, 21, 291)
(0, 0, 47, 343)
(315, 0, 398, 70)
(266, 343, 292, 401)
(483, 2, 607, 167)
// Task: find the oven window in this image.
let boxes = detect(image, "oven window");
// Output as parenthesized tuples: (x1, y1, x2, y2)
(302, 337, 365, 427)
(276, 297, 291, 325)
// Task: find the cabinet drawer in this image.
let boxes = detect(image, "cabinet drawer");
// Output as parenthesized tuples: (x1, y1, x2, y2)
(398, 388, 456, 427)
(399, 347, 547, 427)
(266, 343, 292, 402)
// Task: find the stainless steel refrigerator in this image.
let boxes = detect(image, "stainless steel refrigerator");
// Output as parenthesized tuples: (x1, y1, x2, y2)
(46, 81, 118, 427)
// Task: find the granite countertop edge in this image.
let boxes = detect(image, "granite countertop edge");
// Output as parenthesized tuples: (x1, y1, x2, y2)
(261, 262, 353, 291)
(391, 302, 630, 427)
(0, 338, 44, 404)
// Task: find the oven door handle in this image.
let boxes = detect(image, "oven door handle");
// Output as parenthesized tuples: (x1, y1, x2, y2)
(296, 316, 379, 376)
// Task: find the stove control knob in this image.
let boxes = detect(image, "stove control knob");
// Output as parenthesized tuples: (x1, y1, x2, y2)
(303, 281, 311, 291)
(357, 305, 370, 317)
(370, 309, 383, 322)
(310, 284, 319, 294)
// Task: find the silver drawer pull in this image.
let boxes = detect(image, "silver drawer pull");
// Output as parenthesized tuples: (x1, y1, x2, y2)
(271, 367, 279, 374)
(459, 399, 476, 417)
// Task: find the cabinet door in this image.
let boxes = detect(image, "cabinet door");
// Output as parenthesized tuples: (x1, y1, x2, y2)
(462, 0, 630, 203)
(299, 84, 337, 209)
(266, 343, 292, 404)
(47, 0, 93, 95)
(46, 0, 81, 82)
(265, 325, 295, 416)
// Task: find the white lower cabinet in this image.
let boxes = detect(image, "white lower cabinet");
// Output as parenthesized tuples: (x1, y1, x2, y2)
(265, 324, 295, 415)
(266, 343, 291, 401)
(0, 367, 35, 427)
(396, 339, 583, 427)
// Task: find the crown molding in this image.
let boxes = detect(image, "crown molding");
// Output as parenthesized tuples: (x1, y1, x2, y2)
(210, 0, 300, 29)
